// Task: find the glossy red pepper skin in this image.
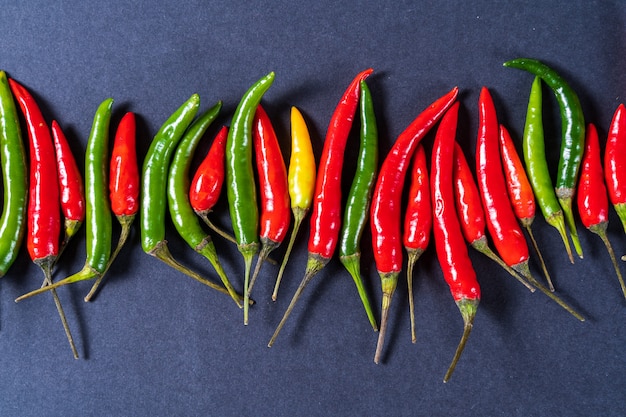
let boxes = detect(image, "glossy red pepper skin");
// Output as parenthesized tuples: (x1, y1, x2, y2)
(110, 112, 139, 217)
(307, 68, 373, 264)
(604, 104, 626, 233)
(578, 123, 626, 299)
(370, 87, 458, 364)
(9, 79, 60, 262)
(247, 105, 290, 298)
(51, 120, 85, 242)
(430, 102, 480, 382)
(253, 105, 290, 246)
(190, 125, 228, 214)
(402, 143, 431, 343)
(371, 87, 459, 275)
(476, 87, 529, 269)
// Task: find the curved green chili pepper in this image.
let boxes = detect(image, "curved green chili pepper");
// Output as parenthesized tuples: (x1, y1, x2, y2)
(167, 101, 243, 307)
(140, 93, 238, 299)
(504, 58, 585, 259)
(0, 71, 27, 277)
(339, 80, 378, 331)
(522, 77, 574, 264)
(16, 98, 114, 301)
(226, 72, 275, 324)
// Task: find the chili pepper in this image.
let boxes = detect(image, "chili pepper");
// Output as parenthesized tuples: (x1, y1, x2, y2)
(247, 105, 290, 310)
(272, 106, 316, 301)
(137, 93, 241, 301)
(577, 123, 626, 299)
(0, 71, 27, 278)
(430, 102, 480, 383)
(368, 87, 458, 363)
(477, 87, 584, 321)
(168, 102, 243, 308)
(339, 80, 378, 332)
(504, 58, 585, 259)
(9, 78, 78, 358)
(16, 98, 114, 303)
(51, 120, 85, 253)
(403, 143, 431, 343)
(604, 104, 626, 234)
(498, 124, 554, 291)
(269, 69, 372, 347)
(189, 125, 236, 244)
(85, 111, 138, 301)
(226, 72, 275, 324)
(452, 140, 534, 292)
(521, 76, 574, 264)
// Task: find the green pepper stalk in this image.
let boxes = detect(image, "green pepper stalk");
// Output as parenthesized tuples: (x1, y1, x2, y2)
(225, 72, 275, 324)
(504, 58, 585, 259)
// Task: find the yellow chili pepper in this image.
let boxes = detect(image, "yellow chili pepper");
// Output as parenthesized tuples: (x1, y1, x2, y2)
(272, 106, 316, 300)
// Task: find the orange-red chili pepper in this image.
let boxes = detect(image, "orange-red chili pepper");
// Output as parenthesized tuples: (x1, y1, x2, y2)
(269, 68, 372, 347)
(430, 102, 480, 383)
(85, 111, 139, 301)
(9, 78, 78, 358)
(51, 120, 85, 251)
(189, 125, 236, 244)
(577, 123, 626, 299)
(498, 124, 554, 291)
(371, 86, 458, 364)
(604, 103, 626, 234)
(402, 144, 431, 344)
(247, 105, 290, 302)
(452, 140, 533, 291)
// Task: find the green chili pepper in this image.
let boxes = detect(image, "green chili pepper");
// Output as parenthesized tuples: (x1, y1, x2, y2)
(16, 98, 114, 301)
(226, 72, 275, 324)
(522, 77, 574, 264)
(339, 80, 378, 331)
(0, 71, 27, 277)
(504, 58, 585, 259)
(141, 93, 238, 299)
(167, 101, 243, 307)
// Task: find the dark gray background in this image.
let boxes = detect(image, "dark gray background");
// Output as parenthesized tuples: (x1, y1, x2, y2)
(0, 1, 624, 416)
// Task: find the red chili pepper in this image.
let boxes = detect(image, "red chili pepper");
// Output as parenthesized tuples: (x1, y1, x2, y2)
(430, 102, 480, 383)
(402, 144, 431, 344)
(85, 111, 139, 301)
(577, 123, 626, 299)
(247, 105, 290, 299)
(453, 140, 533, 291)
(371, 86, 458, 364)
(51, 120, 85, 250)
(604, 104, 626, 234)
(475, 87, 533, 278)
(189, 125, 236, 243)
(9, 78, 78, 358)
(269, 68, 372, 347)
(498, 124, 554, 291)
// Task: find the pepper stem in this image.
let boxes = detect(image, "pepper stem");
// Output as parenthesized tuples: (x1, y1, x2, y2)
(272, 208, 306, 301)
(197, 210, 238, 244)
(557, 193, 583, 259)
(241, 242, 259, 325)
(374, 272, 398, 364)
(405, 249, 424, 343)
(443, 297, 478, 383)
(37, 256, 79, 359)
(196, 238, 242, 308)
(523, 222, 555, 291)
(149, 240, 246, 303)
(589, 222, 626, 300)
(545, 210, 575, 264)
(16, 265, 99, 302)
(56, 219, 83, 264)
(268, 253, 328, 347)
(471, 236, 534, 292)
(340, 252, 378, 332)
(248, 239, 278, 308)
(85, 214, 135, 302)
